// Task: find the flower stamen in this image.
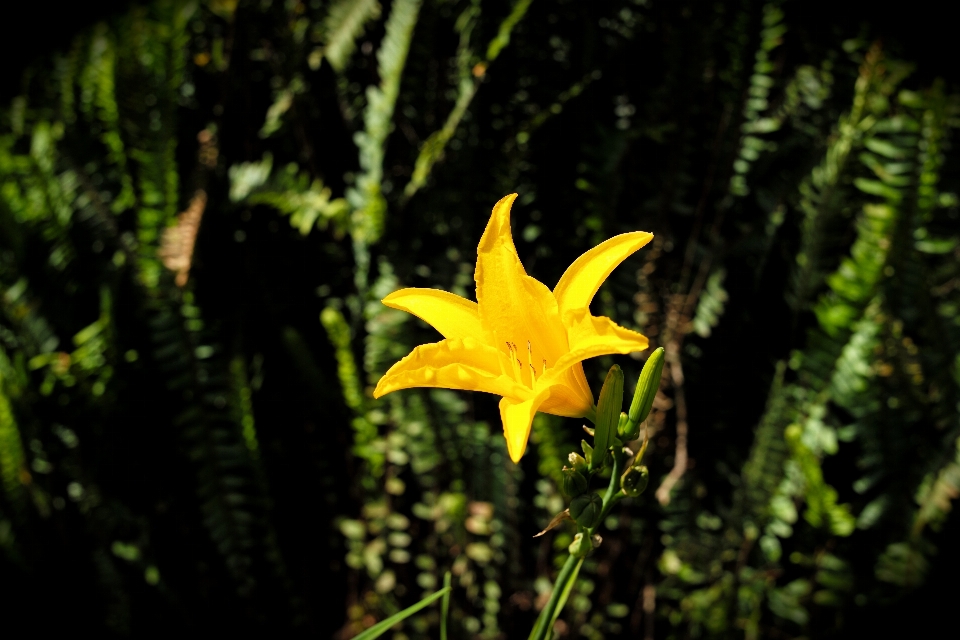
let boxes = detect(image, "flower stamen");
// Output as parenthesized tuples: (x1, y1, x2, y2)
(506, 342, 524, 381)
(527, 340, 533, 377)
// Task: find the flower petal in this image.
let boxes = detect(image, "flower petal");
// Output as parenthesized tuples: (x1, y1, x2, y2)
(476, 193, 525, 275)
(553, 231, 653, 318)
(499, 388, 552, 463)
(551, 311, 649, 374)
(382, 288, 487, 341)
(538, 362, 595, 419)
(374, 338, 527, 399)
(475, 194, 570, 373)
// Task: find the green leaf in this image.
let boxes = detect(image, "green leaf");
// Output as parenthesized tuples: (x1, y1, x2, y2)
(317, 0, 381, 72)
(352, 584, 451, 640)
(915, 237, 958, 254)
(440, 571, 451, 640)
(853, 178, 902, 202)
(863, 137, 906, 159)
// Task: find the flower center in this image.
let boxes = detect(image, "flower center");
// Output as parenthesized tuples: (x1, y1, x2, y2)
(505, 341, 547, 388)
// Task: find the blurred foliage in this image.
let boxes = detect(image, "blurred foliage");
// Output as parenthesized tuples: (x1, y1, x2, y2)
(2, 0, 960, 637)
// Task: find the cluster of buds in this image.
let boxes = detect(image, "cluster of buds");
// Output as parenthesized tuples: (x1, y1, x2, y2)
(556, 348, 665, 554)
(529, 348, 666, 640)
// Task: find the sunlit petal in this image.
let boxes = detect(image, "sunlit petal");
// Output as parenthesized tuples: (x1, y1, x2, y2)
(551, 311, 649, 374)
(476, 193, 525, 277)
(382, 288, 487, 341)
(374, 338, 527, 399)
(475, 194, 569, 367)
(553, 231, 653, 318)
(538, 363, 595, 419)
(499, 388, 552, 463)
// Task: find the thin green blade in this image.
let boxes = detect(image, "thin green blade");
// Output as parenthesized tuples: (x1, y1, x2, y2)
(352, 585, 452, 640)
(440, 571, 452, 640)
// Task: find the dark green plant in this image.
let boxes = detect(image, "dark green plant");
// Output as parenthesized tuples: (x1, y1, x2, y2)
(1, 1, 959, 638)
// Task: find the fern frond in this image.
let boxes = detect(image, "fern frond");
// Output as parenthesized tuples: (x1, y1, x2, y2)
(0, 369, 27, 508)
(347, 0, 421, 245)
(313, 0, 381, 72)
(404, 0, 535, 199)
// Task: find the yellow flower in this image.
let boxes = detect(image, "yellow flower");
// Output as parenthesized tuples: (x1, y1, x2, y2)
(374, 194, 652, 462)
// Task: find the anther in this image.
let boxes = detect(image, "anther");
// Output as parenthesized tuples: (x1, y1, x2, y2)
(542, 359, 547, 376)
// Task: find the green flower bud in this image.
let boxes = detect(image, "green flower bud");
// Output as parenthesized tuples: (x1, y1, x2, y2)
(621, 464, 650, 497)
(628, 347, 665, 427)
(561, 467, 588, 497)
(580, 440, 594, 467)
(570, 492, 603, 528)
(569, 532, 590, 557)
(618, 410, 639, 441)
(568, 530, 604, 557)
(593, 366, 624, 465)
(568, 451, 588, 474)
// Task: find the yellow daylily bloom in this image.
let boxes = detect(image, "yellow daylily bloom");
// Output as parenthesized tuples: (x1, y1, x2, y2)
(374, 193, 652, 463)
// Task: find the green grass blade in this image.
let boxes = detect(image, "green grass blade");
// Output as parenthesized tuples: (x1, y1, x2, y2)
(352, 585, 452, 640)
(441, 571, 452, 640)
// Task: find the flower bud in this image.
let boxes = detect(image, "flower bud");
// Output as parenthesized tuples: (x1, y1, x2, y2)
(568, 531, 604, 557)
(619, 422, 640, 442)
(561, 467, 588, 497)
(569, 492, 603, 528)
(628, 347, 664, 427)
(567, 451, 587, 474)
(621, 464, 650, 497)
(618, 410, 639, 441)
(593, 365, 624, 464)
(569, 532, 590, 557)
(580, 440, 594, 468)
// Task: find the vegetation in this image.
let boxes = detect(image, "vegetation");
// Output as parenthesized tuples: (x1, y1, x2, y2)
(1, 0, 959, 637)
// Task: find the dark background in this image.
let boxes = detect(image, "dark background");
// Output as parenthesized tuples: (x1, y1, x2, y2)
(1, 0, 959, 637)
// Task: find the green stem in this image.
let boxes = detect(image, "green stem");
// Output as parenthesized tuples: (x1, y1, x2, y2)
(635, 425, 650, 463)
(528, 450, 626, 640)
(528, 553, 581, 640)
(529, 447, 629, 640)
(592, 449, 625, 531)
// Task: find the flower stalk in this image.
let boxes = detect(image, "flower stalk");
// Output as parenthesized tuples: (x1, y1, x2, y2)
(529, 352, 665, 639)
